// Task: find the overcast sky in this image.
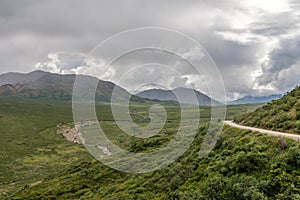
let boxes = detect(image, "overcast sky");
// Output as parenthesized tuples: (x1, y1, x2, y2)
(1, 0, 300, 100)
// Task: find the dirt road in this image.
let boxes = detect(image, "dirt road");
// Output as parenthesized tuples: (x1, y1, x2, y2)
(223, 121, 300, 142)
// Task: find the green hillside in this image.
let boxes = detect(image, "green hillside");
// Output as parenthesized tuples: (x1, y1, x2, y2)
(235, 86, 300, 134)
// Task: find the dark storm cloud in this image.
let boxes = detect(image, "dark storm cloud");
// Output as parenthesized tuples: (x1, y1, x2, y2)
(250, 11, 300, 37)
(254, 36, 300, 92)
(0, 0, 205, 72)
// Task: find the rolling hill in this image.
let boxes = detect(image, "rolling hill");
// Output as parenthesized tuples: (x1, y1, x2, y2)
(234, 86, 300, 134)
(136, 87, 221, 106)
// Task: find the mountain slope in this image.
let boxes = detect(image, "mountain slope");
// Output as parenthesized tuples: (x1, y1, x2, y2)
(228, 94, 282, 105)
(235, 86, 300, 134)
(136, 87, 221, 106)
(0, 71, 132, 101)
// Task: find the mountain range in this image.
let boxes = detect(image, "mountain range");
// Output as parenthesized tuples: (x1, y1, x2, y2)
(228, 94, 282, 105)
(0, 71, 223, 106)
(136, 88, 221, 106)
(0, 70, 280, 106)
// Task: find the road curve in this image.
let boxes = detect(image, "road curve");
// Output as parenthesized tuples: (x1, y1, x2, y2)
(223, 121, 300, 142)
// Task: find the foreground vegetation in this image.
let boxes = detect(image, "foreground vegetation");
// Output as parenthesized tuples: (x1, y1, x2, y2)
(1, 98, 299, 199)
(10, 126, 300, 199)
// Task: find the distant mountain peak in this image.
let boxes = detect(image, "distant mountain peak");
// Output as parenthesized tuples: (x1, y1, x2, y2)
(136, 87, 221, 106)
(28, 70, 50, 75)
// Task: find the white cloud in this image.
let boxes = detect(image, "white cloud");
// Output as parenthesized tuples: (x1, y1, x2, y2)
(180, 47, 205, 61)
(73, 57, 116, 81)
(35, 52, 115, 80)
(35, 53, 63, 74)
(243, 0, 290, 13)
(215, 31, 261, 44)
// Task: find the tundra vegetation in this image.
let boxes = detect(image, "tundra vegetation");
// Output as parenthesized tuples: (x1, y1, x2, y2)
(0, 96, 299, 199)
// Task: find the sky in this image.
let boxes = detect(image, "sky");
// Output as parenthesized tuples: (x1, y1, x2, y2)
(1, 0, 300, 100)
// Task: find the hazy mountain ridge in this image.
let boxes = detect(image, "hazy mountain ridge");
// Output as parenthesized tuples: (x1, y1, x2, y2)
(228, 94, 282, 105)
(136, 87, 221, 106)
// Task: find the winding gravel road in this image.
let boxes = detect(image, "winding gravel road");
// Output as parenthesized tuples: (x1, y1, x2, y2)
(223, 121, 300, 142)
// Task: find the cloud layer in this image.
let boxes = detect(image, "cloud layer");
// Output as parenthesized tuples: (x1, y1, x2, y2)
(1, 0, 300, 100)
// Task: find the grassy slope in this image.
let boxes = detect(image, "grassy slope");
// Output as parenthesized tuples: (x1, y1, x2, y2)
(235, 86, 300, 134)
